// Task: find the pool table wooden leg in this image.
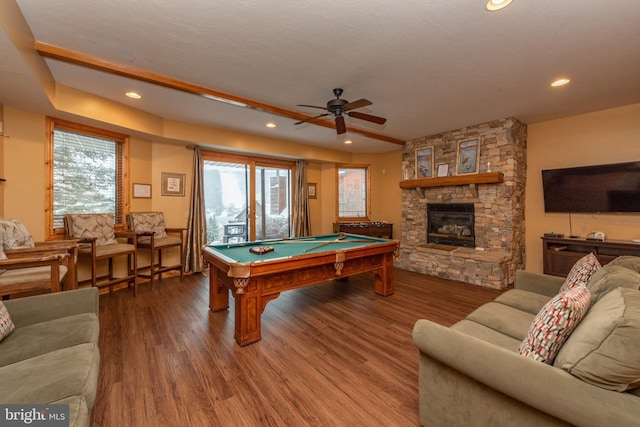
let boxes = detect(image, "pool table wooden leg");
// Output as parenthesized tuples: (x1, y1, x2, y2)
(233, 285, 280, 346)
(373, 253, 395, 296)
(209, 264, 229, 312)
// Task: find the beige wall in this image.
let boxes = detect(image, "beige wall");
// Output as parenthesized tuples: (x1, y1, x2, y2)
(305, 161, 325, 235)
(353, 151, 403, 237)
(318, 163, 337, 234)
(0, 109, 183, 239)
(0, 105, 4, 216)
(310, 150, 403, 237)
(526, 102, 640, 273)
(1, 105, 404, 243)
(6, 99, 640, 278)
(129, 137, 153, 213)
(3, 107, 48, 239)
(149, 141, 192, 228)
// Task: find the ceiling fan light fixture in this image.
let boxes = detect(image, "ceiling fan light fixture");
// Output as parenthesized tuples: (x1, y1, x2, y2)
(344, 139, 353, 145)
(551, 78, 571, 87)
(266, 122, 276, 128)
(296, 88, 386, 137)
(485, 0, 513, 11)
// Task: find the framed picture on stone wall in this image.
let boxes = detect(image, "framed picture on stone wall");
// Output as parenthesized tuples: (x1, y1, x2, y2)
(456, 138, 480, 175)
(415, 147, 434, 178)
(436, 163, 449, 177)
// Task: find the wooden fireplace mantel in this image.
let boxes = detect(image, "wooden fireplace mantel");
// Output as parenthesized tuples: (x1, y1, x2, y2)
(399, 172, 504, 197)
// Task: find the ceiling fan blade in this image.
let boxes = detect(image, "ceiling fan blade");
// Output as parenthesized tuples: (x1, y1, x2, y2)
(347, 111, 387, 125)
(343, 98, 372, 111)
(336, 116, 346, 134)
(297, 104, 327, 110)
(294, 113, 330, 125)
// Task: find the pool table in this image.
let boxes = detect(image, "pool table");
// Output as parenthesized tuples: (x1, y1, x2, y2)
(203, 233, 399, 346)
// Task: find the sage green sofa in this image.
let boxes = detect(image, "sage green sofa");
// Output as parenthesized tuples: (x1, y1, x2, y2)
(413, 256, 640, 427)
(0, 288, 100, 427)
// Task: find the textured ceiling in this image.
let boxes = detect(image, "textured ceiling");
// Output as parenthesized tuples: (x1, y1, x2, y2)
(1, 0, 640, 153)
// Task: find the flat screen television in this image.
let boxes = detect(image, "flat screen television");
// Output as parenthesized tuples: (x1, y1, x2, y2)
(542, 161, 640, 213)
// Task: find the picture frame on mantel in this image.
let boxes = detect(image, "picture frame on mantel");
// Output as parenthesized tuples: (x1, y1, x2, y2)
(415, 147, 433, 178)
(436, 163, 449, 177)
(456, 138, 480, 175)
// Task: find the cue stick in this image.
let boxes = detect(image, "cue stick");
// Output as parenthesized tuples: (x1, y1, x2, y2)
(219, 237, 317, 248)
(277, 238, 375, 245)
(219, 235, 378, 249)
(303, 234, 348, 252)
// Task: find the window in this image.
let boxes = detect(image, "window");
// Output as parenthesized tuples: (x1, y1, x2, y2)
(336, 164, 370, 220)
(46, 118, 130, 237)
(202, 151, 294, 244)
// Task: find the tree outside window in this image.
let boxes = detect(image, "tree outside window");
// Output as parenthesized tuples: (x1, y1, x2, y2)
(46, 118, 129, 237)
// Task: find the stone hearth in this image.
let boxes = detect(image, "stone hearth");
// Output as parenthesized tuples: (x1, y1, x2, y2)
(396, 118, 527, 289)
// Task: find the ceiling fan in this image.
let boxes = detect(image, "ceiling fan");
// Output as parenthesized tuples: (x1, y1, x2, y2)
(295, 88, 387, 135)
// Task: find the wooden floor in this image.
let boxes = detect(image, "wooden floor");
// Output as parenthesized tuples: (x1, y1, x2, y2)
(92, 268, 504, 427)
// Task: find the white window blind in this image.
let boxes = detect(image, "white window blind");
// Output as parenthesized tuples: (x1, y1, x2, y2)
(52, 128, 122, 228)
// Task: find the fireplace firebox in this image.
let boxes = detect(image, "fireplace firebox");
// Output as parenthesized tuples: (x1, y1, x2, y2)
(427, 203, 475, 248)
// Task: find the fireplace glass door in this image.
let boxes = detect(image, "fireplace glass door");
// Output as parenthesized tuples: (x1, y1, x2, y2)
(427, 203, 475, 248)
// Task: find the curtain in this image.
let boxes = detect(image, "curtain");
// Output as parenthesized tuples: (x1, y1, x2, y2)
(292, 159, 311, 237)
(185, 146, 206, 273)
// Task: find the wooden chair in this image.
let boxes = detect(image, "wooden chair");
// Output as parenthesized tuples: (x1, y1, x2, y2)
(3, 240, 79, 291)
(64, 213, 138, 295)
(0, 217, 78, 299)
(126, 212, 185, 289)
(0, 253, 68, 299)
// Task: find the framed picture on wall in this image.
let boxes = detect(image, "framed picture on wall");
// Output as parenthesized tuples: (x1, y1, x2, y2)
(161, 172, 186, 196)
(308, 182, 317, 199)
(415, 147, 434, 178)
(132, 183, 151, 198)
(456, 139, 479, 175)
(436, 163, 449, 177)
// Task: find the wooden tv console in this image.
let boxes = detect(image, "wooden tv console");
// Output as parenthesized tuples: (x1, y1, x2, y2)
(542, 236, 640, 277)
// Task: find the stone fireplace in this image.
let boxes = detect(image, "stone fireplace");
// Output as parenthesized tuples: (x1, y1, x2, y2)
(396, 118, 527, 289)
(427, 203, 475, 248)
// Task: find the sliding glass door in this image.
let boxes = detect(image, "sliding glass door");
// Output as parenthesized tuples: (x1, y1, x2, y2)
(203, 160, 249, 244)
(203, 152, 293, 245)
(255, 166, 291, 241)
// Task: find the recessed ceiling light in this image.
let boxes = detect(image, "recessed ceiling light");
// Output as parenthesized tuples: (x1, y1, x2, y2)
(485, 0, 513, 11)
(344, 139, 353, 145)
(125, 91, 141, 99)
(551, 78, 571, 87)
(266, 122, 276, 128)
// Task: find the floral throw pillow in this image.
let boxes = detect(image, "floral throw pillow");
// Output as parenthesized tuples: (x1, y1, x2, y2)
(129, 212, 168, 244)
(0, 301, 15, 342)
(0, 218, 35, 250)
(560, 253, 601, 292)
(519, 285, 591, 364)
(65, 214, 118, 246)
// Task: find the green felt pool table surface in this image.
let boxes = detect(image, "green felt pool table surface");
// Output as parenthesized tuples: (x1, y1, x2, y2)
(202, 233, 398, 346)
(206, 233, 391, 263)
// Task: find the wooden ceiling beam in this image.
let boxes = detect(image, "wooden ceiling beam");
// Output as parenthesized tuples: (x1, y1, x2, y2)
(35, 42, 405, 146)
